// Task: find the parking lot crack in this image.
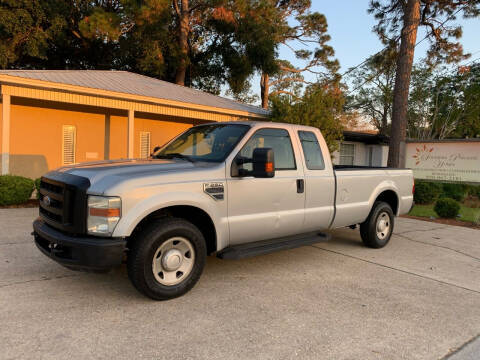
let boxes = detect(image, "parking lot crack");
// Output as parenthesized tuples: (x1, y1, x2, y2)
(440, 333, 480, 359)
(395, 233, 480, 262)
(310, 245, 480, 295)
(0, 274, 82, 289)
(0, 241, 32, 246)
(395, 226, 451, 235)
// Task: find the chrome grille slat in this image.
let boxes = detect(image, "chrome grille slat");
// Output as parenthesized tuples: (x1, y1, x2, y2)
(39, 178, 66, 227)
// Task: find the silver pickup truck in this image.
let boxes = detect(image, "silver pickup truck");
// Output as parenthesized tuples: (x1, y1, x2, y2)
(33, 121, 414, 300)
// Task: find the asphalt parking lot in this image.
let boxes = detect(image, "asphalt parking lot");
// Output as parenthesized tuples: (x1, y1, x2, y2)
(1, 208, 479, 360)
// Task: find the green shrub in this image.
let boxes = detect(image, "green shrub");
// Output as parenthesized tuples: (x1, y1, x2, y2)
(441, 183, 466, 202)
(414, 181, 442, 204)
(34, 178, 42, 199)
(466, 185, 480, 198)
(0, 175, 35, 206)
(434, 198, 461, 218)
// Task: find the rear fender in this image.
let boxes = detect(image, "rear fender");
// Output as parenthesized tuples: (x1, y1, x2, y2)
(367, 181, 400, 216)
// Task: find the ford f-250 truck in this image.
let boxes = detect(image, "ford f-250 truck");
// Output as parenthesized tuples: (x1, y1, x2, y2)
(33, 121, 414, 300)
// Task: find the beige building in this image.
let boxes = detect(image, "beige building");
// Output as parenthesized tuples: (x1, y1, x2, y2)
(0, 70, 268, 179)
(332, 130, 389, 167)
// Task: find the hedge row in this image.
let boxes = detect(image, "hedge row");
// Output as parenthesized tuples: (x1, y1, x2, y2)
(0, 175, 36, 206)
(414, 181, 480, 205)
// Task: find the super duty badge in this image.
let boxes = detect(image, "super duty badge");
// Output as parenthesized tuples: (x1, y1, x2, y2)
(203, 182, 224, 200)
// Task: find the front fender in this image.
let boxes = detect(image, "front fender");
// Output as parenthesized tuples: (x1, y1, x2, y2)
(112, 191, 229, 251)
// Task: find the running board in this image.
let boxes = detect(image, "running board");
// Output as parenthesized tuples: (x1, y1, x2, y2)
(217, 232, 330, 260)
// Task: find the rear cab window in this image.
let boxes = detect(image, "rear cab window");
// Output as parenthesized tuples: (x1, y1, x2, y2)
(298, 131, 325, 170)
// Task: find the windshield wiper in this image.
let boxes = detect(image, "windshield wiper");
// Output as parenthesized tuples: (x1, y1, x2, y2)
(155, 153, 196, 163)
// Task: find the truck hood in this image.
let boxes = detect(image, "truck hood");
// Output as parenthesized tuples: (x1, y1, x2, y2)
(47, 158, 222, 195)
(58, 158, 196, 178)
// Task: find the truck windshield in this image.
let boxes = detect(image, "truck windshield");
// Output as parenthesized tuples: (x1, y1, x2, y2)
(153, 124, 250, 162)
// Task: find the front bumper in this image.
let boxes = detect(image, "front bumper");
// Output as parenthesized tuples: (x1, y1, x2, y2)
(33, 218, 126, 271)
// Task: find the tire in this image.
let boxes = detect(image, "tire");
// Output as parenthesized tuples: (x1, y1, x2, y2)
(127, 217, 207, 300)
(360, 201, 395, 249)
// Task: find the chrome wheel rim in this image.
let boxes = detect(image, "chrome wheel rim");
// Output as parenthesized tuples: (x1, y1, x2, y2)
(376, 212, 391, 240)
(152, 237, 195, 286)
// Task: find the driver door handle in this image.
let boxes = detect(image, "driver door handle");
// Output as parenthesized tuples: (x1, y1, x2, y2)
(297, 179, 304, 194)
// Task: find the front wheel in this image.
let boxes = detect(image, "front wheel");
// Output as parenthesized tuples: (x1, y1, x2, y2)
(360, 201, 395, 249)
(127, 218, 206, 300)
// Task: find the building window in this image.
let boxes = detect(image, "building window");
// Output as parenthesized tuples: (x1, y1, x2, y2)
(140, 131, 151, 158)
(339, 143, 355, 165)
(62, 125, 76, 165)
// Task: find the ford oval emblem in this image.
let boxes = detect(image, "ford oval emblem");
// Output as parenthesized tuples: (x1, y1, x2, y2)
(43, 196, 51, 206)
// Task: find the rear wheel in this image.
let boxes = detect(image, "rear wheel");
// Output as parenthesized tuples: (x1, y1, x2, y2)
(360, 201, 394, 249)
(127, 218, 206, 300)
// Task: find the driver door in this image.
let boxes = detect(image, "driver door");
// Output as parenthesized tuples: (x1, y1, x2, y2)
(227, 127, 305, 245)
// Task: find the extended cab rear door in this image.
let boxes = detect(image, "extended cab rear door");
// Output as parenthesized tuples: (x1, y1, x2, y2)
(226, 126, 306, 245)
(295, 128, 335, 230)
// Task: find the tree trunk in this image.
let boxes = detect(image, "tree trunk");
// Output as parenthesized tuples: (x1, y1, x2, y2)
(260, 73, 269, 109)
(381, 106, 388, 134)
(388, 0, 420, 168)
(175, 0, 189, 86)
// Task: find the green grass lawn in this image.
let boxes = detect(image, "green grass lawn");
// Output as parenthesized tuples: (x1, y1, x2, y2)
(408, 204, 480, 223)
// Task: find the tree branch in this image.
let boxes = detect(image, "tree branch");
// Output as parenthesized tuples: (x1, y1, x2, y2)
(172, 0, 181, 17)
(269, 77, 314, 86)
(269, 89, 302, 99)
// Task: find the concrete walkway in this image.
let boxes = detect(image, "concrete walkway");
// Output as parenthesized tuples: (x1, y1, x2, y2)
(1, 208, 479, 360)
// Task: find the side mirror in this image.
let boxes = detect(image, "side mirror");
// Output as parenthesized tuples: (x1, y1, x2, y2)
(252, 148, 275, 178)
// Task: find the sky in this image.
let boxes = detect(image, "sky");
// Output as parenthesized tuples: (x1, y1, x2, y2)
(246, 1, 480, 101)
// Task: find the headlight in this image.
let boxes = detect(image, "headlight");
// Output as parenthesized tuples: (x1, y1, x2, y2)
(87, 196, 121, 236)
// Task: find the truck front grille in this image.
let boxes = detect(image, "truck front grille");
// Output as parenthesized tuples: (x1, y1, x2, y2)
(38, 174, 90, 234)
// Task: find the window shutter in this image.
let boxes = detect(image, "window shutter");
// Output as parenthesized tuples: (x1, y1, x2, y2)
(62, 125, 76, 165)
(140, 132, 151, 158)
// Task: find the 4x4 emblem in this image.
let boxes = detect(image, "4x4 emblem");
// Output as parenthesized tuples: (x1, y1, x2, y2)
(203, 183, 224, 201)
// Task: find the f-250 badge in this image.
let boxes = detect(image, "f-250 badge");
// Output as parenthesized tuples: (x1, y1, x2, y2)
(203, 183, 224, 201)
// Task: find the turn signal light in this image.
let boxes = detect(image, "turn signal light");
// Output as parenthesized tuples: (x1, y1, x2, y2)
(265, 162, 274, 172)
(89, 208, 121, 217)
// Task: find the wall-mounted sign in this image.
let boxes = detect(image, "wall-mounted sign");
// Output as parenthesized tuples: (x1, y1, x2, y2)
(405, 142, 480, 184)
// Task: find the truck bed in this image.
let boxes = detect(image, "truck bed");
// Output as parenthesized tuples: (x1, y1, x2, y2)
(331, 166, 413, 228)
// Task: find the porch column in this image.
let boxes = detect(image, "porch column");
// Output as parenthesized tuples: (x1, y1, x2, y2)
(127, 109, 134, 159)
(1, 94, 11, 175)
(104, 114, 110, 160)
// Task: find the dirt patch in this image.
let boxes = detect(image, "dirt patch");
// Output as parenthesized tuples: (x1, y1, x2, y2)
(401, 215, 480, 230)
(0, 199, 39, 209)
(463, 196, 480, 208)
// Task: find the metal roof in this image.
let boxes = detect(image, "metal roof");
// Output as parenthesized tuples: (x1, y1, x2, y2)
(343, 130, 389, 145)
(0, 70, 269, 116)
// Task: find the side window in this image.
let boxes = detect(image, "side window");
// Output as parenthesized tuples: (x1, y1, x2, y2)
(239, 128, 296, 170)
(298, 131, 325, 170)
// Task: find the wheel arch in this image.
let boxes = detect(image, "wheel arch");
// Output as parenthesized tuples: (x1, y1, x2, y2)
(127, 205, 217, 255)
(373, 189, 399, 215)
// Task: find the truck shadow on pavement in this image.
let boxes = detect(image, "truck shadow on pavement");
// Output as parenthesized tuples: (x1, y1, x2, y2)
(80, 231, 361, 301)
